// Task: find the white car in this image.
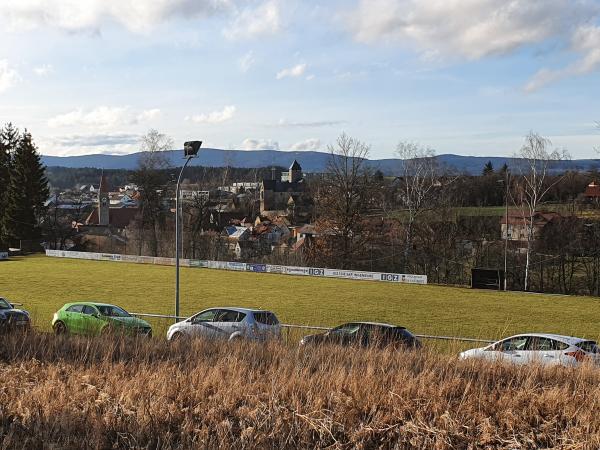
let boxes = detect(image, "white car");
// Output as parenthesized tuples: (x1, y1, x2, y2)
(459, 333, 600, 368)
(167, 307, 281, 342)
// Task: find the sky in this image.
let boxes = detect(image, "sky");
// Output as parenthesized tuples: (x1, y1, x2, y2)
(0, 0, 599, 160)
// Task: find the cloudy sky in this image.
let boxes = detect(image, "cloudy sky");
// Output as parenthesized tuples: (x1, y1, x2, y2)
(0, 0, 599, 159)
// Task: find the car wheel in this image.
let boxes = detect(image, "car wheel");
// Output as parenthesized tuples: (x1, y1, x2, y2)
(53, 321, 67, 335)
(170, 331, 184, 342)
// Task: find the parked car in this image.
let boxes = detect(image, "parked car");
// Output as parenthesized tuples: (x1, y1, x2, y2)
(0, 297, 30, 331)
(52, 302, 152, 337)
(459, 333, 600, 367)
(299, 322, 421, 349)
(167, 307, 281, 342)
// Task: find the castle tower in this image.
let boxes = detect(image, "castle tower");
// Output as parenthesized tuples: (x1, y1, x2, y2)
(289, 160, 302, 183)
(98, 172, 110, 226)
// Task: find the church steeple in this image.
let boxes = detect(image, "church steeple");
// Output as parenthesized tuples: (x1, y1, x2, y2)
(98, 171, 110, 226)
(289, 160, 302, 183)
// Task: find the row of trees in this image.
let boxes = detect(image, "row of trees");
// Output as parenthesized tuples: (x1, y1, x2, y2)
(0, 123, 49, 248)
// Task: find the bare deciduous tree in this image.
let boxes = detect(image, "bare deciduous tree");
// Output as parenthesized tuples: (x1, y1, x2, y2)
(395, 142, 440, 272)
(513, 131, 569, 291)
(313, 133, 376, 269)
(132, 129, 173, 256)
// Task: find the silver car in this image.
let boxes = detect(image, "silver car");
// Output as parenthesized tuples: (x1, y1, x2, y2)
(167, 307, 281, 342)
(459, 333, 600, 367)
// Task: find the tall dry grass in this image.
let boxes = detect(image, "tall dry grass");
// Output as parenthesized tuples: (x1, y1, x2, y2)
(1, 332, 600, 449)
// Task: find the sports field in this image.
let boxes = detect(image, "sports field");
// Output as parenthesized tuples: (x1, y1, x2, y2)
(2, 255, 600, 340)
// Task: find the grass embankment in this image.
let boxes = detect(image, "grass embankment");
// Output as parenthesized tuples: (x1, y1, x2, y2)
(2, 255, 600, 341)
(1, 332, 600, 448)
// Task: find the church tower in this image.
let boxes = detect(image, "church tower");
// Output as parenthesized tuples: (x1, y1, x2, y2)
(98, 172, 110, 226)
(289, 160, 302, 183)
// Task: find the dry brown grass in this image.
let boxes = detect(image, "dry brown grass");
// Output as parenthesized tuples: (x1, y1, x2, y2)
(1, 332, 600, 449)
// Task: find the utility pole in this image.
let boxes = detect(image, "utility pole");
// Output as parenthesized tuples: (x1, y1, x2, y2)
(504, 170, 510, 291)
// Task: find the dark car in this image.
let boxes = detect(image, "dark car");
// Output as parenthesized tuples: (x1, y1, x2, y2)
(0, 297, 31, 331)
(299, 322, 420, 349)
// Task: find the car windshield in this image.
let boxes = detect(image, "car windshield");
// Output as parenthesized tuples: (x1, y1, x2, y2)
(0, 299, 11, 309)
(97, 305, 130, 317)
(331, 323, 361, 335)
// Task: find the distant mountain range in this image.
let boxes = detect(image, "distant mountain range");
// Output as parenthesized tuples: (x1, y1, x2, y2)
(41, 149, 600, 176)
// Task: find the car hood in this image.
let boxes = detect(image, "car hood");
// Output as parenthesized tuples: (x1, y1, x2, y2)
(107, 316, 150, 328)
(300, 332, 328, 344)
(459, 347, 486, 358)
(0, 308, 29, 319)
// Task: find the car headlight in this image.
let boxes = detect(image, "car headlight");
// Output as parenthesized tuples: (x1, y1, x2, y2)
(299, 337, 306, 345)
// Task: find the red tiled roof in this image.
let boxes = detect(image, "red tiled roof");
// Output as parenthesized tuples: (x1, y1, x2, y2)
(584, 182, 600, 198)
(86, 207, 139, 229)
(500, 211, 561, 226)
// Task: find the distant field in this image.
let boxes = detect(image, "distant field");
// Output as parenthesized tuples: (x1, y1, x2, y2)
(3, 255, 600, 341)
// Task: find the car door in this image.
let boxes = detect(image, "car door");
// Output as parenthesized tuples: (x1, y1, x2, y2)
(189, 309, 219, 338)
(63, 304, 85, 334)
(526, 337, 566, 365)
(487, 336, 529, 364)
(211, 309, 243, 339)
(81, 305, 104, 335)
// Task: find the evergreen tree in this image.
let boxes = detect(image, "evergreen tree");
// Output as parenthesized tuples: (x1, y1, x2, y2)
(2, 130, 49, 242)
(0, 123, 20, 242)
(482, 160, 494, 176)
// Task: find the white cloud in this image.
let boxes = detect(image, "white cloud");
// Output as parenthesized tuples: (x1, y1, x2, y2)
(239, 50, 256, 73)
(33, 64, 53, 76)
(525, 25, 600, 91)
(185, 105, 236, 124)
(276, 63, 307, 79)
(224, 0, 280, 40)
(346, 0, 600, 60)
(0, 60, 20, 94)
(290, 138, 321, 151)
(0, 0, 231, 33)
(48, 106, 160, 128)
(273, 118, 345, 128)
(137, 108, 161, 121)
(240, 138, 279, 150)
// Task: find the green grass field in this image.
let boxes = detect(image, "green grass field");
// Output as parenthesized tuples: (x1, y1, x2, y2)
(2, 255, 600, 341)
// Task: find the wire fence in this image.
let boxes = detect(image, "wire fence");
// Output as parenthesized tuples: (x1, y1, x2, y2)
(130, 312, 494, 344)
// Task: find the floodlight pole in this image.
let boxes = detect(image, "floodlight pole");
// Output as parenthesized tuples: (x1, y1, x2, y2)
(503, 170, 510, 291)
(175, 140, 202, 322)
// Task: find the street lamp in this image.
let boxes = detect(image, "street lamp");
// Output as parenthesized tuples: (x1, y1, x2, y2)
(175, 140, 202, 321)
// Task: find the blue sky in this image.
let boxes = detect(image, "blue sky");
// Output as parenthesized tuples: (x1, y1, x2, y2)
(0, 0, 599, 159)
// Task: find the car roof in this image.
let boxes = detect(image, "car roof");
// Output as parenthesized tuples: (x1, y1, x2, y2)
(203, 307, 273, 314)
(506, 333, 589, 344)
(64, 301, 118, 308)
(343, 322, 406, 329)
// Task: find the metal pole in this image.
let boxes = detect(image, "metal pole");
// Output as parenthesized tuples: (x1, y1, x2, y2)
(504, 171, 509, 291)
(175, 156, 193, 322)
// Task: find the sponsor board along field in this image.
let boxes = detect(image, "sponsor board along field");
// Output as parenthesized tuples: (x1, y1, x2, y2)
(2, 254, 600, 342)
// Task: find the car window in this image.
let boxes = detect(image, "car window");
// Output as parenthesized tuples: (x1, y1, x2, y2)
(192, 309, 217, 323)
(496, 336, 528, 351)
(0, 298, 11, 309)
(214, 310, 246, 322)
(253, 312, 279, 325)
(82, 305, 98, 316)
(527, 337, 568, 351)
(577, 341, 599, 353)
(97, 305, 130, 317)
(331, 323, 360, 335)
(66, 304, 84, 313)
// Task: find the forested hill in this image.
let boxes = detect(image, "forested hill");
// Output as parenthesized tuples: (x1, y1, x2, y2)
(41, 149, 600, 176)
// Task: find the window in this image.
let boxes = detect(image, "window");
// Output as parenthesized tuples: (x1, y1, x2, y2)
(330, 323, 360, 335)
(0, 298, 11, 310)
(66, 304, 84, 313)
(527, 337, 568, 351)
(97, 305, 130, 317)
(82, 305, 98, 316)
(496, 336, 528, 351)
(253, 312, 279, 325)
(214, 310, 246, 323)
(577, 341, 599, 354)
(192, 309, 217, 323)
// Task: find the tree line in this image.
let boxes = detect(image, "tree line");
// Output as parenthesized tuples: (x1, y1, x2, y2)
(0, 123, 49, 249)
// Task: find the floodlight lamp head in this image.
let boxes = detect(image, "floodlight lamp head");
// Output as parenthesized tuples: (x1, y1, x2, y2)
(183, 140, 202, 157)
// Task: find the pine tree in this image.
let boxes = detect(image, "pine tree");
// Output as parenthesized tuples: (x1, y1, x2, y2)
(482, 160, 494, 176)
(2, 129, 49, 242)
(0, 123, 20, 242)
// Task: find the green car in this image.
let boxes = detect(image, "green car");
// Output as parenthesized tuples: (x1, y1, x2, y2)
(52, 302, 152, 337)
